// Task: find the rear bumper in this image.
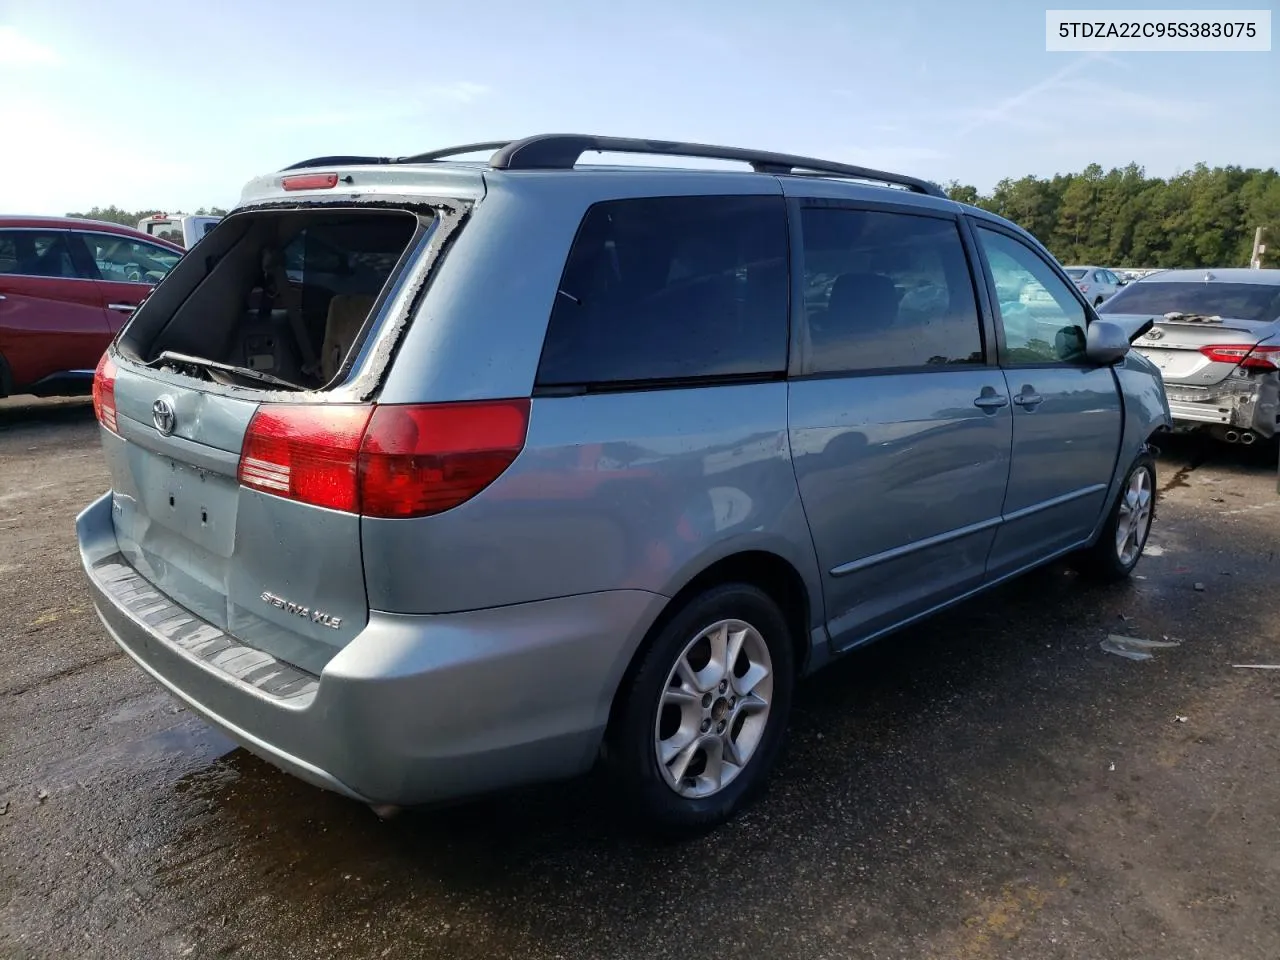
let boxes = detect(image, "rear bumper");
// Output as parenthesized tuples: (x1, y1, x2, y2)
(77, 492, 667, 806)
(1164, 379, 1279, 437)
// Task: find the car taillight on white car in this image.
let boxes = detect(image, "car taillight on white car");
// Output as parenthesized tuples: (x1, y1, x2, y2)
(237, 400, 531, 518)
(1199, 344, 1280, 371)
(92, 353, 118, 433)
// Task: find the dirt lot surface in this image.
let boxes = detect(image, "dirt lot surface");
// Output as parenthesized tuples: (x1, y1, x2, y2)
(2, 395, 1278, 960)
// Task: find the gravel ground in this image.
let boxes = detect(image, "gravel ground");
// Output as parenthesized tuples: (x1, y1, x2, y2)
(1, 395, 1278, 960)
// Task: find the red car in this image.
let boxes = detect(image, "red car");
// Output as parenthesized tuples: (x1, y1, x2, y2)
(0, 216, 184, 398)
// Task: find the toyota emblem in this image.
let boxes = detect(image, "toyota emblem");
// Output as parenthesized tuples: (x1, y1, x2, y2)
(152, 397, 177, 436)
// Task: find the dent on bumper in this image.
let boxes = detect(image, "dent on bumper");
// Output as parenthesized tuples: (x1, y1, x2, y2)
(1165, 378, 1279, 437)
(76, 492, 667, 806)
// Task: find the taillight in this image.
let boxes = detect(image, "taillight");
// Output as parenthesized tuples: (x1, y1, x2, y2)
(238, 406, 372, 512)
(1077, 282, 1090, 293)
(359, 400, 530, 518)
(92, 353, 118, 433)
(1199, 344, 1280, 371)
(281, 173, 339, 191)
(237, 400, 530, 517)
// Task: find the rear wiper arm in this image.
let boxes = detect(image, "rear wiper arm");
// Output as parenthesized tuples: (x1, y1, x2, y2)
(150, 350, 301, 389)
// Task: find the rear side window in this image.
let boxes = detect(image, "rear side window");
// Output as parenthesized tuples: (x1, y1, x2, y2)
(535, 195, 789, 387)
(798, 207, 983, 374)
(0, 230, 82, 279)
(80, 233, 182, 284)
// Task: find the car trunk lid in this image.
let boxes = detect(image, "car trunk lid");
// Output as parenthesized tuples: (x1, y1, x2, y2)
(99, 362, 368, 675)
(1121, 312, 1277, 385)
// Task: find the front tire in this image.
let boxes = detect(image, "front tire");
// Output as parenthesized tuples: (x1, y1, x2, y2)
(608, 583, 795, 830)
(1077, 452, 1156, 581)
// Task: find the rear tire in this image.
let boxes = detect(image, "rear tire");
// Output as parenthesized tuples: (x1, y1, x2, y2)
(608, 583, 795, 831)
(1076, 452, 1156, 581)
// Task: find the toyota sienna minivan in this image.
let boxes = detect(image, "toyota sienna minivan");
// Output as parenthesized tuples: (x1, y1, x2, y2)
(78, 135, 1171, 828)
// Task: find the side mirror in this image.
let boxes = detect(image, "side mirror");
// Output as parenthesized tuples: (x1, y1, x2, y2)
(1086, 320, 1131, 365)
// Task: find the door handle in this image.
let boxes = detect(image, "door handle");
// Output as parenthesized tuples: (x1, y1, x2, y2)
(973, 393, 1009, 410)
(107, 303, 137, 313)
(1012, 391, 1044, 408)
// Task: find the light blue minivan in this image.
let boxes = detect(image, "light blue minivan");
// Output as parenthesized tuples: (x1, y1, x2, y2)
(78, 135, 1171, 829)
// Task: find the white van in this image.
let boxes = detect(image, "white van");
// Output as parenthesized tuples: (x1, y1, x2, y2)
(137, 213, 221, 249)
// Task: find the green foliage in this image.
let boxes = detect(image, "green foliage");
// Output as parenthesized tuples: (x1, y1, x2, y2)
(949, 164, 1279, 268)
(65, 206, 228, 226)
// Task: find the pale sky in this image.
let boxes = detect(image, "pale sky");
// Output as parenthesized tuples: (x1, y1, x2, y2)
(0, 0, 1275, 215)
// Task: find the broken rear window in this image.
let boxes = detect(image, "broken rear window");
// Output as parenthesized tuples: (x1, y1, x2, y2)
(138, 209, 422, 390)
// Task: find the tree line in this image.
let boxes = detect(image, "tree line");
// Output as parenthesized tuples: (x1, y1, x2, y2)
(946, 163, 1279, 269)
(65, 205, 229, 227)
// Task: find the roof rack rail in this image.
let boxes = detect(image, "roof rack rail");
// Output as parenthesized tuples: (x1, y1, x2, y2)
(397, 141, 512, 164)
(281, 155, 395, 171)
(488, 134, 946, 198)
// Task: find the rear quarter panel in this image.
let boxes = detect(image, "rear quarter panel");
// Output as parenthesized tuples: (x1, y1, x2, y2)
(361, 381, 823, 627)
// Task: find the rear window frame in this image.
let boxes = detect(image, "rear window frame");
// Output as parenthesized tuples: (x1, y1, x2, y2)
(112, 195, 471, 405)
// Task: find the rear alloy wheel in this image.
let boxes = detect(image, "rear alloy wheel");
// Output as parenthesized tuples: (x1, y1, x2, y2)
(610, 583, 794, 830)
(655, 618, 775, 799)
(1077, 452, 1156, 580)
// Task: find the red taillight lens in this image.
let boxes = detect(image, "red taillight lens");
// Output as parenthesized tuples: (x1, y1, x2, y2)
(359, 400, 531, 518)
(92, 353, 118, 433)
(236, 400, 530, 517)
(1199, 344, 1280, 371)
(281, 173, 339, 191)
(1077, 282, 1090, 293)
(238, 405, 372, 512)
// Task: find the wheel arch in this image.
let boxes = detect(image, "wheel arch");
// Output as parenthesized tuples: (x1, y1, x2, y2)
(604, 547, 817, 749)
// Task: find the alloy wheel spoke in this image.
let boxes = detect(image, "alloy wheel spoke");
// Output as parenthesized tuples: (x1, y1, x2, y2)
(732, 692, 769, 721)
(733, 661, 771, 698)
(699, 622, 730, 690)
(667, 738, 702, 783)
(659, 723, 700, 765)
(699, 740, 726, 793)
(662, 684, 700, 709)
(675, 656, 710, 694)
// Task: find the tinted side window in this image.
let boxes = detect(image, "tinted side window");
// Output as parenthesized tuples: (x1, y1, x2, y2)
(0, 233, 17, 274)
(0, 231, 81, 279)
(80, 234, 182, 284)
(535, 196, 788, 386)
(975, 227, 1088, 365)
(798, 208, 982, 374)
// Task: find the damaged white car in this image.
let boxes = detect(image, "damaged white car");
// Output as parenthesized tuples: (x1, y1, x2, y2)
(1099, 268, 1280, 444)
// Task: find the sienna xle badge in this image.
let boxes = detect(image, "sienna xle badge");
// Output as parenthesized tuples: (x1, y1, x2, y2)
(78, 135, 1171, 828)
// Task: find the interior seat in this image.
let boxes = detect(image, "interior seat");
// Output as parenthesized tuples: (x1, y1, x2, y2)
(320, 294, 376, 383)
